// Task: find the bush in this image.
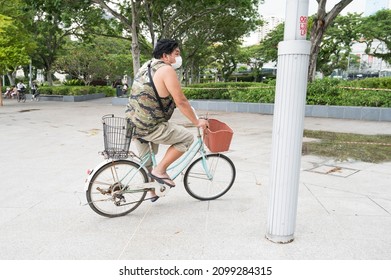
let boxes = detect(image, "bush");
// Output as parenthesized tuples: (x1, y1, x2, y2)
(63, 79, 85, 86)
(229, 87, 275, 103)
(185, 78, 390, 108)
(183, 81, 276, 100)
(307, 78, 342, 105)
(306, 77, 391, 107)
(37, 85, 115, 97)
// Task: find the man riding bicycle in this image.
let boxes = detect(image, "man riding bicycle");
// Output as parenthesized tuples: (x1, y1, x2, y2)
(16, 81, 26, 99)
(125, 39, 208, 201)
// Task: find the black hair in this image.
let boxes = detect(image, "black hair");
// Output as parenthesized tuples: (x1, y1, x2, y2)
(153, 39, 179, 59)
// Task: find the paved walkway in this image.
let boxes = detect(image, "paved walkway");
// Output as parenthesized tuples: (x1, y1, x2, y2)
(0, 98, 391, 260)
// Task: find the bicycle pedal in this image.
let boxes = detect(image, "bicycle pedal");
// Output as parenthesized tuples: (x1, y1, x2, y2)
(154, 182, 170, 197)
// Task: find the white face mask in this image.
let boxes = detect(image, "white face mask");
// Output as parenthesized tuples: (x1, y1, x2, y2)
(171, 55, 182, 69)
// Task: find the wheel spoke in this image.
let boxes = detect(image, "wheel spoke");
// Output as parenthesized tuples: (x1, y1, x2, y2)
(184, 154, 235, 200)
(86, 160, 148, 217)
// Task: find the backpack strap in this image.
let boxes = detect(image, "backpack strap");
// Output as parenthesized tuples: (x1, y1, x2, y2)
(147, 62, 166, 115)
(147, 62, 174, 118)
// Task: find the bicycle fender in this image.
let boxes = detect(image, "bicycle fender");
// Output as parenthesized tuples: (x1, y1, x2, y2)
(84, 159, 121, 191)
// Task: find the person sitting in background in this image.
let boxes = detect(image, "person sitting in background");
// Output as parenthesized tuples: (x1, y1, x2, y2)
(4, 87, 13, 98)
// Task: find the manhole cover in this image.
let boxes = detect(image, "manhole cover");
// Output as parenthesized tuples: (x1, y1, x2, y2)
(306, 165, 359, 177)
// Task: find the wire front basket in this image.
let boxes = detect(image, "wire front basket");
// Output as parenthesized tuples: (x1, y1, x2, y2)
(102, 114, 134, 159)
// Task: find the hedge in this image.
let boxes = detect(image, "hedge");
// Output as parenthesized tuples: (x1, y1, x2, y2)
(39, 77, 391, 108)
(38, 85, 115, 97)
(183, 77, 391, 108)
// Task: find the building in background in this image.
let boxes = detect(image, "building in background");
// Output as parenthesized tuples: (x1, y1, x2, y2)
(242, 15, 283, 46)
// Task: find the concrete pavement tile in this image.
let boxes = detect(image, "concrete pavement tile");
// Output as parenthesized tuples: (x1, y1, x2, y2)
(0, 208, 30, 227)
(303, 183, 368, 199)
(1, 99, 391, 260)
(335, 216, 391, 240)
(365, 162, 391, 175)
(200, 233, 283, 260)
(37, 231, 132, 260)
(0, 230, 61, 260)
(370, 197, 391, 214)
(314, 196, 389, 216)
(0, 206, 82, 234)
(118, 233, 209, 259)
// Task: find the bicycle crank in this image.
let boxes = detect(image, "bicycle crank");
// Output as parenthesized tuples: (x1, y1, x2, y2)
(154, 182, 171, 197)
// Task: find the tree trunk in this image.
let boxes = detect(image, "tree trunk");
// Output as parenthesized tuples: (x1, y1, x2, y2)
(0, 75, 3, 106)
(93, 0, 141, 78)
(143, 1, 156, 48)
(7, 72, 15, 86)
(131, 0, 141, 77)
(308, 0, 353, 82)
(46, 69, 53, 86)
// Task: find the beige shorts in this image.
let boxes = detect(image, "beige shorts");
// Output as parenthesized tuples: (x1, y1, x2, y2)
(134, 122, 194, 168)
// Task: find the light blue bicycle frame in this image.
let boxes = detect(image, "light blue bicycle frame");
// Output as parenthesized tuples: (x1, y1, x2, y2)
(117, 128, 213, 191)
(140, 127, 213, 181)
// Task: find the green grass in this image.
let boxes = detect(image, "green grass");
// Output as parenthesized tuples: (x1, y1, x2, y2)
(302, 130, 391, 163)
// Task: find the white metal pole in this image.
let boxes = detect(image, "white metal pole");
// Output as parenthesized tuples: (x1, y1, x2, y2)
(266, 0, 310, 243)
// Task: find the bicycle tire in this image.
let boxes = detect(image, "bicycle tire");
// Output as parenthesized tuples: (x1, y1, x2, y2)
(184, 153, 236, 200)
(86, 160, 148, 218)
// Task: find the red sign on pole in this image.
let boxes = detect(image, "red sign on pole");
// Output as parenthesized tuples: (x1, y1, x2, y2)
(299, 16, 307, 37)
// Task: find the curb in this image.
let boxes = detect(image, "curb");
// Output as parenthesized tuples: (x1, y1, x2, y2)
(26, 93, 106, 102)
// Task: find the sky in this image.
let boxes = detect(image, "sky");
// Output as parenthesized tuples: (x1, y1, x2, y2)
(243, 0, 368, 46)
(259, 0, 367, 18)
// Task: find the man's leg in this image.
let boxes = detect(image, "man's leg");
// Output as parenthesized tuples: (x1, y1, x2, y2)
(134, 139, 159, 198)
(150, 146, 184, 186)
(143, 122, 194, 187)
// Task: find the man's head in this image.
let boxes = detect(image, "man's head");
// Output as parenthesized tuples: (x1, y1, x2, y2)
(153, 39, 179, 59)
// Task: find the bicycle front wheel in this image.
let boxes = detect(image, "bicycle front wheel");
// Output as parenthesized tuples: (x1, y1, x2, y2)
(184, 154, 236, 200)
(86, 160, 148, 218)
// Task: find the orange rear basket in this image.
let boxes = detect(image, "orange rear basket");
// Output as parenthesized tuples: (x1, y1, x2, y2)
(203, 119, 233, 152)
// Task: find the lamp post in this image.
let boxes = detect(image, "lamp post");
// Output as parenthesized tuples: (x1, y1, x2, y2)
(266, 0, 311, 243)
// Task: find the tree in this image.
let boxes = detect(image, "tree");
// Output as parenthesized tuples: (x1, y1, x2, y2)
(0, 14, 13, 106)
(239, 44, 265, 82)
(54, 36, 133, 85)
(0, 0, 35, 106)
(210, 42, 242, 81)
(179, 0, 260, 84)
(316, 13, 362, 76)
(258, 23, 284, 64)
(0, 0, 36, 86)
(308, 0, 354, 81)
(360, 9, 391, 66)
(24, 0, 103, 85)
(92, 0, 260, 79)
(92, 0, 142, 77)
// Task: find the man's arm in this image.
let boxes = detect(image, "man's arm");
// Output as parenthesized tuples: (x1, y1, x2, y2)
(161, 67, 208, 128)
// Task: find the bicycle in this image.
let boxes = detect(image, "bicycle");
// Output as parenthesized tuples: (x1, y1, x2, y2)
(17, 88, 26, 103)
(85, 113, 236, 218)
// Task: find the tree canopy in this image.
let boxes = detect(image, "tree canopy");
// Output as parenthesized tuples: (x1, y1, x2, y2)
(361, 9, 391, 66)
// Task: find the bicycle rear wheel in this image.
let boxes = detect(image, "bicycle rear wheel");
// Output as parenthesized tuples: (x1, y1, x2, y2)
(86, 160, 148, 217)
(184, 153, 235, 200)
